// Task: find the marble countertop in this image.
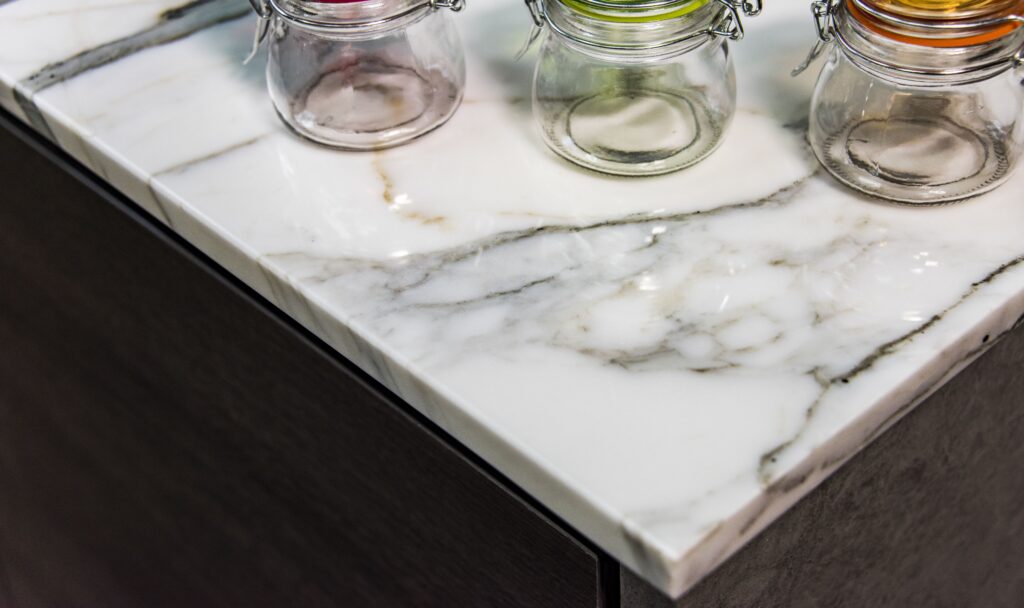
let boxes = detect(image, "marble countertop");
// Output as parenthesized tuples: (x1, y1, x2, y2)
(3, 0, 1023, 598)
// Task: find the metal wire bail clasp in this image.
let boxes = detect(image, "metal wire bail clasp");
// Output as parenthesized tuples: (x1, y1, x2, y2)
(711, 0, 766, 40)
(431, 0, 467, 11)
(792, 0, 839, 76)
(524, 0, 545, 27)
(245, 0, 273, 64)
(516, 0, 546, 60)
(730, 0, 763, 18)
(711, 0, 745, 41)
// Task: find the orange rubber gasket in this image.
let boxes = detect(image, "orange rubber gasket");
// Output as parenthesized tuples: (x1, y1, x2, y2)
(847, 0, 1023, 46)
(862, 0, 1019, 20)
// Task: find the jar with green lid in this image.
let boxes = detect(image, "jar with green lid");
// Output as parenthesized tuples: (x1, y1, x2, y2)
(522, 0, 762, 176)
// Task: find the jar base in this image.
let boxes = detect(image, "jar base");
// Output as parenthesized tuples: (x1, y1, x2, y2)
(813, 115, 1016, 204)
(275, 57, 464, 151)
(539, 89, 728, 177)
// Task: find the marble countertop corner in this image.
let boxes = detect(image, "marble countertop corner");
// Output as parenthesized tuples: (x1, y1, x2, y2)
(2, 0, 1023, 598)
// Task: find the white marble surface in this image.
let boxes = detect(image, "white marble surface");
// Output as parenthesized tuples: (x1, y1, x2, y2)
(2, 0, 1023, 598)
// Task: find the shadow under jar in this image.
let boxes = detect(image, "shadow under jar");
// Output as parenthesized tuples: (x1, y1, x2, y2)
(524, 0, 762, 176)
(251, 0, 467, 150)
(804, 0, 1024, 204)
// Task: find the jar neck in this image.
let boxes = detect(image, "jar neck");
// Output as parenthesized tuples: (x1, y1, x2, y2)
(861, 0, 1022, 21)
(260, 0, 456, 31)
(557, 0, 712, 22)
(536, 0, 738, 60)
(850, 0, 1024, 44)
(832, 0, 1024, 84)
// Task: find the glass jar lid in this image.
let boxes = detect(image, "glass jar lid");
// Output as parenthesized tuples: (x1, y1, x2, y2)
(849, 0, 1024, 46)
(247, 0, 464, 57)
(527, 0, 750, 60)
(556, 0, 711, 22)
(256, 0, 464, 28)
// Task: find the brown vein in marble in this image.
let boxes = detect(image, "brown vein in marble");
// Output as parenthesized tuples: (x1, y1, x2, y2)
(372, 152, 450, 227)
(372, 152, 396, 204)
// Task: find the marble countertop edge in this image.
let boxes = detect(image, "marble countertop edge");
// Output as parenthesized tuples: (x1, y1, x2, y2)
(3, 1, 1024, 600)
(8, 88, 1024, 596)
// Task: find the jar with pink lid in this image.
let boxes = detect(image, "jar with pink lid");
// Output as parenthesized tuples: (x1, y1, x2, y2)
(249, 0, 467, 149)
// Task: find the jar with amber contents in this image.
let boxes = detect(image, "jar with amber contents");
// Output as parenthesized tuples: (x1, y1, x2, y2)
(249, 0, 467, 150)
(523, 0, 762, 176)
(801, 0, 1024, 203)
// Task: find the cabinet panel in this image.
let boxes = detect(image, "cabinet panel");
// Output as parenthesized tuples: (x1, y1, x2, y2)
(0, 112, 602, 608)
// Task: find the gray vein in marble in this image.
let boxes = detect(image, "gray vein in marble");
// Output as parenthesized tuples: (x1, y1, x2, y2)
(727, 299, 1024, 548)
(858, 286, 1024, 443)
(15, 0, 248, 133)
(619, 287, 1024, 590)
(154, 134, 271, 177)
(265, 158, 1022, 591)
(20, 0, 246, 95)
(409, 275, 563, 310)
(364, 172, 815, 296)
(13, 86, 55, 141)
(259, 172, 820, 365)
(146, 181, 175, 227)
(758, 252, 1024, 485)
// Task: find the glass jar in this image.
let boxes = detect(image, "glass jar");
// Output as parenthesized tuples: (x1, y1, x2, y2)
(249, 0, 467, 150)
(803, 0, 1024, 204)
(523, 0, 762, 176)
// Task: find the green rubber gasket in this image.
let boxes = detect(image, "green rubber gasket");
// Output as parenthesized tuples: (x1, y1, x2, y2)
(557, 0, 713, 22)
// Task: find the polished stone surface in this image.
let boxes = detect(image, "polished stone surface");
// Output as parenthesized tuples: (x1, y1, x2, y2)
(1, 0, 1022, 597)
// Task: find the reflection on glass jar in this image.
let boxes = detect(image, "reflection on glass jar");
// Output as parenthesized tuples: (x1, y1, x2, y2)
(524, 0, 760, 176)
(802, 0, 1024, 204)
(251, 0, 467, 150)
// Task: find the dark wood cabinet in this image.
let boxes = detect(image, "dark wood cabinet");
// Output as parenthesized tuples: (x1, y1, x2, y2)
(0, 112, 607, 608)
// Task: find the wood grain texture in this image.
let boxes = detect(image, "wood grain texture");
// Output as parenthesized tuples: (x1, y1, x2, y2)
(0, 112, 603, 608)
(621, 323, 1024, 607)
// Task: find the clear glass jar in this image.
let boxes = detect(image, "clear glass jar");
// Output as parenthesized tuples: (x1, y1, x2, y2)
(524, 0, 761, 176)
(804, 0, 1024, 204)
(250, 0, 467, 150)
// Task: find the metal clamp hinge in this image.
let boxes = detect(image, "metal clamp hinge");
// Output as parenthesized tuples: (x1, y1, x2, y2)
(431, 0, 466, 11)
(726, 0, 762, 18)
(792, 0, 838, 76)
(246, 0, 272, 64)
(523, 0, 545, 27)
(712, 0, 745, 41)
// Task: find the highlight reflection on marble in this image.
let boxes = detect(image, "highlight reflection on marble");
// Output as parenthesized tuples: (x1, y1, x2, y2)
(2, 0, 1023, 598)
